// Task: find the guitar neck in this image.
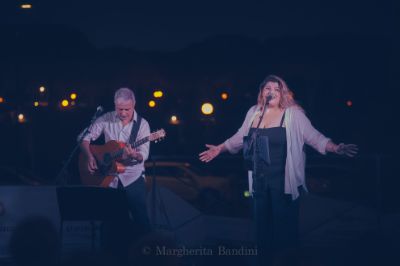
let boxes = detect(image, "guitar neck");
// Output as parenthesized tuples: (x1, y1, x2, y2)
(112, 136, 150, 159)
(132, 136, 149, 148)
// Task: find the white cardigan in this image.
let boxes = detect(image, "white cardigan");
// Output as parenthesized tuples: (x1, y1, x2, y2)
(224, 105, 330, 200)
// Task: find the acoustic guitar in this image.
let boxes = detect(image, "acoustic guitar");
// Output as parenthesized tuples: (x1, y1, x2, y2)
(79, 129, 166, 187)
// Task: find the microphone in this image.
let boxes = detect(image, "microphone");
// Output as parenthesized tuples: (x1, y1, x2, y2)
(91, 106, 104, 121)
(262, 94, 273, 107)
(266, 94, 273, 103)
(95, 105, 104, 115)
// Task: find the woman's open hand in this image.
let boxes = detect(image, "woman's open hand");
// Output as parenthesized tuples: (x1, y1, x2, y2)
(335, 143, 358, 157)
(199, 144, 222, 163)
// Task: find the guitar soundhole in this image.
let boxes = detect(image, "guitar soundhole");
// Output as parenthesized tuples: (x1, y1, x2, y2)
(99, 153, 113, 174)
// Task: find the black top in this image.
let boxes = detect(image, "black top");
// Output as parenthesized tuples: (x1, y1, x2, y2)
(248, 111, 287, 191)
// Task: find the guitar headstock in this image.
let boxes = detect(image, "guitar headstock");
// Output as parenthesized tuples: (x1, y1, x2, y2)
(149, 129, 166, 143)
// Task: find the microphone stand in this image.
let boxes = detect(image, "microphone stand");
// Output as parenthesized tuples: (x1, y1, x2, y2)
(250, 98, 269, 266)
(250, 99, 268, 197)
(55, 109, 102, 185)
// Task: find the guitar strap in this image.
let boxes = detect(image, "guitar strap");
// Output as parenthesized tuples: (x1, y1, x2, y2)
(128, 113, 142, 146)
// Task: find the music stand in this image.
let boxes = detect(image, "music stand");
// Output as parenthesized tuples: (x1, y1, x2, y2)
(56, 186, 130, 251)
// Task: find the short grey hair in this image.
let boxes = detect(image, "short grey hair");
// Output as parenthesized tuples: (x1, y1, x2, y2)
(114, 88, 136, 104)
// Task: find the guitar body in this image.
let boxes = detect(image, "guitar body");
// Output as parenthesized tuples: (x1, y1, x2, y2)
(79, 140, 127, 187)
(78, 128, 165, 187)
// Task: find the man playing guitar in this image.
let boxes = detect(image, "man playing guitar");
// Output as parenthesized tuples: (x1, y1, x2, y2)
(79, 87, 152, 235)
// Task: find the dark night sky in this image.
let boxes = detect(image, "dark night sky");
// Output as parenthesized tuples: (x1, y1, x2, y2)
(3, 0, 397, 50)
(1, 0, 399, 180)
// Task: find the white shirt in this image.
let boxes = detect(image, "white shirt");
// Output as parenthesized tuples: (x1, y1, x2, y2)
(80, 110, 150, 187)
